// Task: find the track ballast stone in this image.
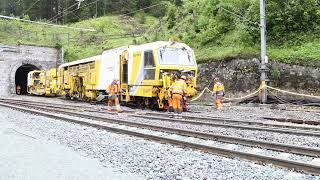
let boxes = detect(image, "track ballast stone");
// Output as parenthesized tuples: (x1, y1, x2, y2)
(1, 106, 320, 179)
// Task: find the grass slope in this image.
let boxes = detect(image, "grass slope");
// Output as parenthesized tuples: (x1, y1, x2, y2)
(0, 14, 319, 65)
(0, 15, 157, 62)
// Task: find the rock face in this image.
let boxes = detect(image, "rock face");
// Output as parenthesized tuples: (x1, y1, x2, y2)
(0, 44, 63, 95)
(197, 58, 320, 96)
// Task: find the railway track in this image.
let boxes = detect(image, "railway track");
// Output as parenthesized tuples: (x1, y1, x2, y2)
(264, 117, 320, 126)
(136, 112, 320, 133)
(2, 98, 320, 134)
(0, 99, 320, 175)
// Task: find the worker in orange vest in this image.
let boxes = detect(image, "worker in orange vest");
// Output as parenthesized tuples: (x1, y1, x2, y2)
(167, 88, 174, 118)
(167, 74, 177, 118)
(16, 85, 21, 95)
(106, 79, 121, 113)
(212, 77, 225, 112)
(169, 75, 188, 119)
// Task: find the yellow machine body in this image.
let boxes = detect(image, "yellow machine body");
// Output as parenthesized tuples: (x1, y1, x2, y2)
(119, 41, 198, 109)
(27, 70, 46, 95)
(30, 41, 198, 109)
(45, 68, 58, 96)
(58, 55, 104, 100)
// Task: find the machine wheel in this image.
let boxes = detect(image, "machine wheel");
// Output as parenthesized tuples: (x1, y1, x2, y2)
(150, 98, 160, 111)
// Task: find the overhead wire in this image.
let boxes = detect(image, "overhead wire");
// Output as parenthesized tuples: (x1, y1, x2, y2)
(0, 14, 95, 31)
(52, 1, 166, 22)
(220, 7, 260, 27)
(49, 0, 99, 23)
(119, 2, 167, 17)
(48, 2, 79, 22)
(118, 2, 168, 41)
(1, 0, 165, 41)
(23, 0, 166, 34)
(2, 1, 166, 41)
(23, 0, 43, 15)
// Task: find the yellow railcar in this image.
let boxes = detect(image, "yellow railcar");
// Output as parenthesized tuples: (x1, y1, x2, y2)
(58, 41, 198, 109)
(58, 54, 106, 100)
(45, 68, 58, 96)
(27, 70, 46, 95)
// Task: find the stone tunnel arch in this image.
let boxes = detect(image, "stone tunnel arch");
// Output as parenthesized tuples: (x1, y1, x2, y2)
(13, 64, 41, 94)
(0, 44, 62, 96)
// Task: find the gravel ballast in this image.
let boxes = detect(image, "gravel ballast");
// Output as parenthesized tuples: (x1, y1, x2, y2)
(1, 105, 320, 179)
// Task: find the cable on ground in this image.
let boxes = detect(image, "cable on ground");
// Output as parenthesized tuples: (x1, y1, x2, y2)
(190, 86, 263, 102)
(190, 84, 320, 104)
(266, 85, 320, 100)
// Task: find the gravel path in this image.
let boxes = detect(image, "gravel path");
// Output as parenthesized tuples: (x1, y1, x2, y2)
(1, 106, 320, 179)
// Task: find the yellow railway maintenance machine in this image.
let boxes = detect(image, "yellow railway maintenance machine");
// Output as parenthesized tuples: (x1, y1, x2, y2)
(27, 70, 46, 95)
(56, 41, 197, 110)
(45, 68, 59, 96)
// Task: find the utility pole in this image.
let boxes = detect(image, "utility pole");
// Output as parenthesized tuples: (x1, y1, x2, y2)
(65, 0, 68, 24)
(260, 0, 268, 103)
(95, 0, 98, 17)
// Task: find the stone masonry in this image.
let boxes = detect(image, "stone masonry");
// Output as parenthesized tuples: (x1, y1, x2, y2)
(197, 58, 320, 100)
(0, 44, 63, 95)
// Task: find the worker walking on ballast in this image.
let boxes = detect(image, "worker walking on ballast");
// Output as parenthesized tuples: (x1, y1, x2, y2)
(106, 79, 121, 113)
(212, 77, 225, 112)
(169, 75, 188, 119)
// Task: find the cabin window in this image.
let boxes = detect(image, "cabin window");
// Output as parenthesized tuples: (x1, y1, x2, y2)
(143, 50, 155, 80)
(158, 47, 196, 66)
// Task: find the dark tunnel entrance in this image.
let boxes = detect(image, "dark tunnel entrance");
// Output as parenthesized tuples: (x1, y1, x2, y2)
(15, 64, 39, 95)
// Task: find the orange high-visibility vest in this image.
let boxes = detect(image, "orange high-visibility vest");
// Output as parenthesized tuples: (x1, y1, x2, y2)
(107, 83, 119, 95)
(170, 80, 187, 95)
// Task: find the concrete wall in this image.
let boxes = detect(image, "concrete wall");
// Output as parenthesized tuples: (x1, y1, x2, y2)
(197, 58, 320, 97)
(0, 44, 63, 95)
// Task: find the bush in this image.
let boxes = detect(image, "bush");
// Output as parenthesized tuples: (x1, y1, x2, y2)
(134, 12, 147, 24)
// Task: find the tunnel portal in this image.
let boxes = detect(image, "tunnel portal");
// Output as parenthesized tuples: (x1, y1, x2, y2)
(15, 64, 39, 95)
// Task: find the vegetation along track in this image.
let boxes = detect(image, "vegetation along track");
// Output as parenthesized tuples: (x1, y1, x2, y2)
(0, 99, 320, 175)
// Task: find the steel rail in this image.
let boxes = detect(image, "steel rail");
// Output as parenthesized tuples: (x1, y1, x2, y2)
(264, 117, 320, 126)
(4, 99, 320, 137)
(2, 99, 320, 137)
(144, 112, 320, 131)
(0, 98, 135, 113)
(1, 101, 320, 158)
(1, 102, 320, 175)
(1, 98, 319, 132)
(0, 98, 96, 109)
(131, 114, 320, 137)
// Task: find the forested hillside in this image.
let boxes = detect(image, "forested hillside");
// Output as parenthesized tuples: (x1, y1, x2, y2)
(0, 0, 319, 64)
(149, 0, 320, 63)
(0, 0, 166, 23)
